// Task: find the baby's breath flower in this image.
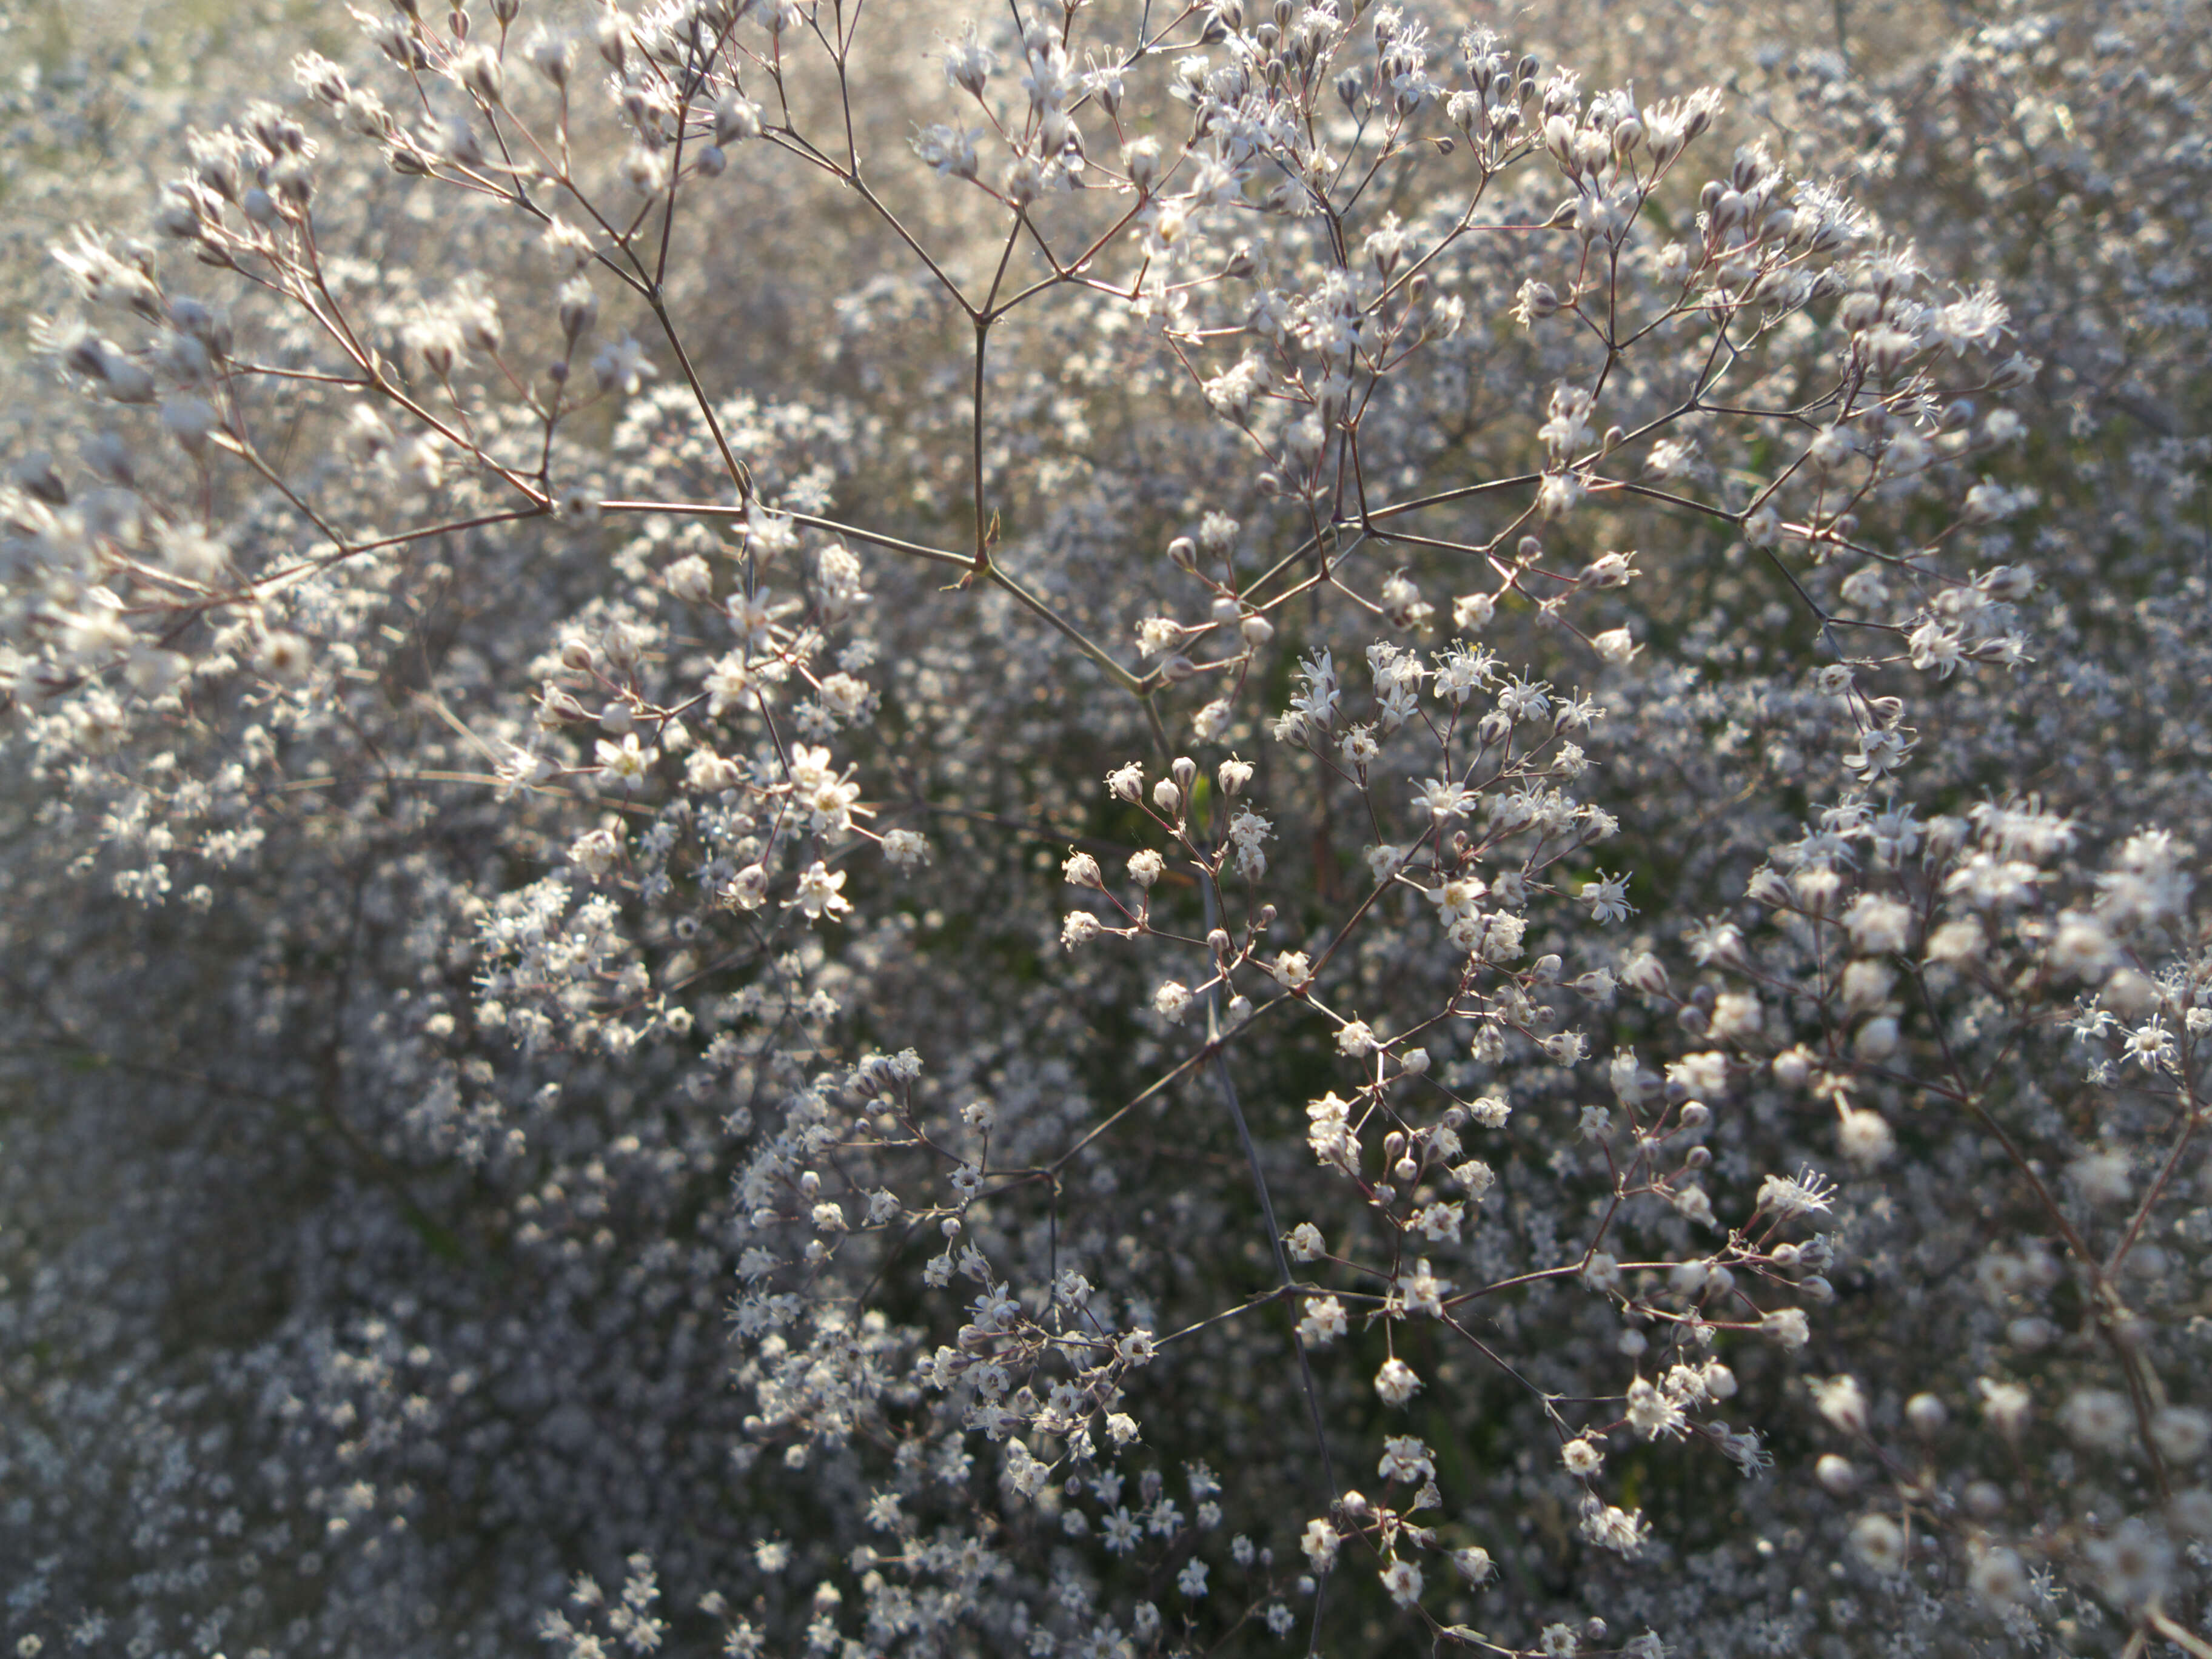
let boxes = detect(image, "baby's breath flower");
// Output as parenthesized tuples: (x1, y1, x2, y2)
(1581, 869, 1635, 923)
(1374, 1358, 1423, 1406)
(785, 862, 852, 923)
(1301, 1518, 1339, 1572)
(1379, 1559, 1423, 1607)
(1849, 1513, 1906, 1574)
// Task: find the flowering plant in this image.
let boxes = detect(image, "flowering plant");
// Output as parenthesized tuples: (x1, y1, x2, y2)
(1, 0, 2208, 1655)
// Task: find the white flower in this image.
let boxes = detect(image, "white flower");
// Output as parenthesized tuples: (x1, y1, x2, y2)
(785, 861, 852, 922)
(1374, 1358, 1422, 1406)
(910, 121, 980, 178)
(570, 827, 622, 879)
(592, 334, 656, 395)
(1227, 807, 1272, 853)
(1843, 726, 1915, 780)
(1755, 1167, 1836, 1220)
(1626, 1378, 1687, 1440)
(594, 732, 653, 783)
(1379, 1559, 1423, 1607)
(1412, 776, 1472, 822)
(1580, 869, 1635, 923)
(1849, 1513, 1906, 1574)
(1978, 1377, 2032, 1439)
(1843, 894, 1912, 955)
(1760, 1308, 1811, 1349)
(2086, 1520, 2176, 1611)
(942, 19, 996, 93)
(1300, 1518, 1339, 1572)
(1297, 1296, 1347, 1347)
(1136, 617, 1185, 657)
(1711, 990, 1762, 1040)
(2061, 1387, 2134, 1451)
(1409, 1202, 1462, 1244)
(1578, 1502, 1649, 1558)
(1837, 1109, 1895, 1166)
(1392, 1259, 1452, 1319)
(1814, 1375, 1869, 1435)
(1152, 980, 1193, 1022)
(2123, 1014, 2178, 1074)
(722, 863, 769, 910)
(1450, 1546, 1495, 1583)
(1969, 1546, 2028, 1606)
(1543, 1031, 1589, 1066)
(1378, 1435, 1433, 1485)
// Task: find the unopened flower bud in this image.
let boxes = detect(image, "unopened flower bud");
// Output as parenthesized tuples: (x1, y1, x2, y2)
(457, 44, 504, 104)
(558, 277, 598, 347)
(596, 8, 627, 70)
(1124, 136, 1162, 195)
(526, 28, 573, 85)
(1905, 1393, 1946, 1436)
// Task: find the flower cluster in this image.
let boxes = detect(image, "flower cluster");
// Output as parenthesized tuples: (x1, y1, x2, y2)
(1, 0, 2208, 1656)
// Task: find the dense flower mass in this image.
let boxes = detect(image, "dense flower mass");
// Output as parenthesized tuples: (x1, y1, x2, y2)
(0, 0, 2208, 1655)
